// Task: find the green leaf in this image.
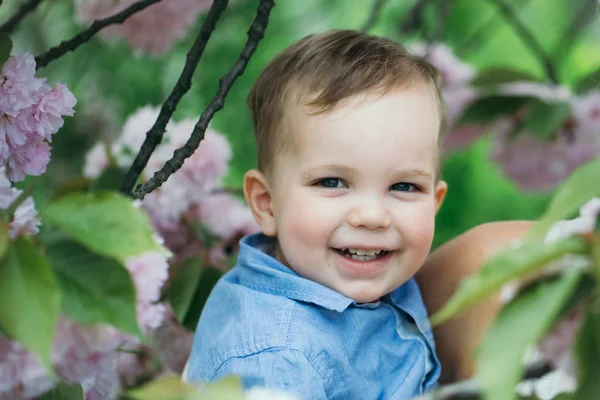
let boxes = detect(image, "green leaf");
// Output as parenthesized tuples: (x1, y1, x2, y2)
(0, 33, 12, 64)
(38, 383, 84, 400)
(183, 267, 223, 331)
(126, 376, 243, 400)
(201, 376, 244, 400)
(458, 96, 531, 124)
(90, 167, 127, 192)
(476, 270, 584, 400)
(574, 306, 600, 400)
(431, 237, 587, 326)
(471, 68, 540, 87)
(45, 239, 140, 336)
(42, 191, 168, 264)
(126, 376, 205, 400)
(0, 238, 60, 371)
(575, 68, 600, 94)
(530, 158, 600, 239)
(165, 258, 203, 324)
(522, 100, 571, 140)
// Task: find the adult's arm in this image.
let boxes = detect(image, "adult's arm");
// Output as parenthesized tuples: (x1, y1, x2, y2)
(416, 220, 533, 383)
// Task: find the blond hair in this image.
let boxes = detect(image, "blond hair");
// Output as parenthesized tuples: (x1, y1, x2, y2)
(247, 30, 447, 176)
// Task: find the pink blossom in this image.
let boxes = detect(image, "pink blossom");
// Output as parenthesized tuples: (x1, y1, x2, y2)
(0, 54, 45, 114)
(491, 118, 600, 192)
(152, 311, 193, 373)
(30, 84, 77, 140)
(0, 169, 41, 239)
(83, 142, 110, 179)
(409, 42, 475, 87)
(195, 193, 259, 241)
(498, 82, 572, 103)
(193, 193, 259, 267)
(52, 318, 125, 384)
(538, 307, 584, 379)
(571, 90, 600, 138)
(0, 54, 76, 182)
(5, 135, 52, 182)
(75, 0, 213, 55)
(81, 365, 120, 400)
(111, 106, 158, 169)
(125, 251, 170, 331)
(443, 87, 487, 152)
(0, 336, 54, 399)
(115, 338, 159, 388)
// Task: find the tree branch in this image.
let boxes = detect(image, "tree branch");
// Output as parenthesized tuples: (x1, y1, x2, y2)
(119, 0, 230, 195)
(128, 0, 275, 200)
(0, 0, 44, 33)
(361, 0, 388, 32)
(491, 0, 558, 83)
(551, 0, 598, 62)
(399, 0, 429, 35)
(34, 0, 163, 70)
(456, 0, 530, 55)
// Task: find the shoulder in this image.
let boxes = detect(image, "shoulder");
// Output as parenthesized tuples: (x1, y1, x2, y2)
(212, 348, 328, 399)
(185, 269, 330, 383)
(416, 220, 533, 382)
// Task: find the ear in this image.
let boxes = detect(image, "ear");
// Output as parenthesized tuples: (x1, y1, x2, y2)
(434, 180, 448, 214)
(243, 169, 277, 236)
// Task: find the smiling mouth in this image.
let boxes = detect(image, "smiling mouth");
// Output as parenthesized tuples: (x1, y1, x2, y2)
(335, 248, 390, 262)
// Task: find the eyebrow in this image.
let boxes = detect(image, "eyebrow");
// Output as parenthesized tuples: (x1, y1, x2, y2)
(300, 164, 358, 181)
(300, 165, 433, 181)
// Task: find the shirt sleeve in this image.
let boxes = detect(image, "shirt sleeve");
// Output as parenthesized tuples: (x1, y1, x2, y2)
(211, 348, 328, 400)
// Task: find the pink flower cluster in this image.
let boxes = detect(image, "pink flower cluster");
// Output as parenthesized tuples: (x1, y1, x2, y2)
(75, 0, 213, 55)
(410, 43, 487, 153)
(125, 251, 170, 332)
(411, 43, 600, 191)
(0, 168, 40, 239)
(0, 54, 76, 182)
(0, 318, 125, 399)
(491, 86, 600, 191)
(84, 106, 260, 268)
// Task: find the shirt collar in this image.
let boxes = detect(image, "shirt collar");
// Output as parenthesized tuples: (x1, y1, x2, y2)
(236, 233, 355, 312)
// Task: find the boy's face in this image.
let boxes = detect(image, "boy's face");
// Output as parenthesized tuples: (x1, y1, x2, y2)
(246, 84, 447, 303)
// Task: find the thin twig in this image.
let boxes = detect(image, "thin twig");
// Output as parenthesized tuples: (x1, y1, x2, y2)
(551, 0, 599, 62)
(456, 0, 530, 55)
(0, 0, 44, 33)
(129, 0, 275, 200)
(431, 0, 453, 42)
(119, 0, 230, 195)
(361, 0, 388, 32)
(34, 0, 162, 69)
(399, 0, 429, 35)
(491, 0, 558, 83)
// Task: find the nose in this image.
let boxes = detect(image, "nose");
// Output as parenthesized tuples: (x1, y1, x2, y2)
(347, 198, 391, 230)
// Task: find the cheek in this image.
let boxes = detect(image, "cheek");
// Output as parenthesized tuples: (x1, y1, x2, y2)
(400, 203, 437, 247)
(278, 193, 333, 249)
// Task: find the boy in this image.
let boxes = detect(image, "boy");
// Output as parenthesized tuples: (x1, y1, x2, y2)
(186, 30, 531, 398)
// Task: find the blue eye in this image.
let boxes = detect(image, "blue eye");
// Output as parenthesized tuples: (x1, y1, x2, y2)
(317, 178, 346, 188)
(390, 182, 418, 192)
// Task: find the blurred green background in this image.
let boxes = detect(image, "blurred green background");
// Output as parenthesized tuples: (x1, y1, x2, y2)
(3, 0, 600, 248)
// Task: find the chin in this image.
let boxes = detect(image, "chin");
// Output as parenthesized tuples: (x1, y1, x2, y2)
(345, 288, 386, 304)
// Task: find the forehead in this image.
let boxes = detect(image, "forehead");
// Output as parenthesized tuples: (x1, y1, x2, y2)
(280, 84, 441, 170)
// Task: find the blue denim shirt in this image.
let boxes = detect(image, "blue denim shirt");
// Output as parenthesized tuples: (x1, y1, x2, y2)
(186, 233, 441, 399)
